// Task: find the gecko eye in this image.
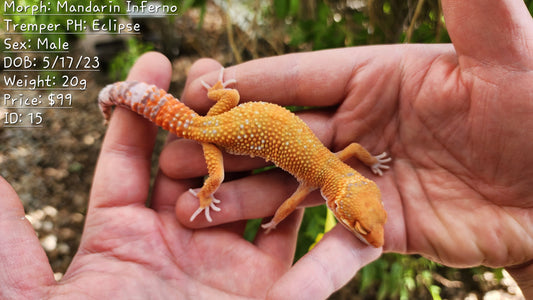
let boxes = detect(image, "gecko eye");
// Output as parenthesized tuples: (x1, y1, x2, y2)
(354, 221, 369, 235)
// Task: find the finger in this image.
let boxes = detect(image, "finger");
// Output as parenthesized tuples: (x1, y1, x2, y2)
(506, 262, 533, 299)
(181, 58, 224, 114)
(159, 137, 271, 179)
(0, 177, 55, 295)
(90, 52, 171, 210)
(442, 0, 533, 67)
(267, 226, 382, 299)
(150, 171, 201, 213)
(183, 47, 397, 111)
(176, 169, 325, 227)
(254, 208, 304, 265)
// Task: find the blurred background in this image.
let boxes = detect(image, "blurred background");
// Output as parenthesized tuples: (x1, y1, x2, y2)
(1, 1, 532, 299)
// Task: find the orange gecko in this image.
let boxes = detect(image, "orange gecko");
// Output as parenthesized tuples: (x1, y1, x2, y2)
(98, 68, 390, 247)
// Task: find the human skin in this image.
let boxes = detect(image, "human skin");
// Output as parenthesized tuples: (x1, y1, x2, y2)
(0, 0, 532, 299)
(165, 0, 533, 297)
(0, 52, 380, 299)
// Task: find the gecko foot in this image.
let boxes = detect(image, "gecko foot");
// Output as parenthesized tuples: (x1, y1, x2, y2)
(188, 188, 222, 222)
(261, 220, 278, 234)
(371, 152, 392, 176)
(201, 67, 237, 90)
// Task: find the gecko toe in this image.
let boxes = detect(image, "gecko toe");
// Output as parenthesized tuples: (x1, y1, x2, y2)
(188, 188, 198, 196)
(371, 152, 392, 176)
(201, 80, 212, 90)
(189, 206, 205, 222)
(204, 206, 213, 222)
(210, 201, 221, 212)
(188, 189, 220, 222)
(261, 221, 277, 234)
(222, 79, 237, 88)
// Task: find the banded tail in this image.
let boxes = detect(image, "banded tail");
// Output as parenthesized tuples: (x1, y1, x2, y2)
(98, 81, 200, 136)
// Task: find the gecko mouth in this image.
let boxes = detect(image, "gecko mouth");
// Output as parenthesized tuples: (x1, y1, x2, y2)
(349, 224, 371, 246)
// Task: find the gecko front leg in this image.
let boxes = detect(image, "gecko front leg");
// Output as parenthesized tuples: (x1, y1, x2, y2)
(261, 183, 315, 232)
(335, 143, 391, 176)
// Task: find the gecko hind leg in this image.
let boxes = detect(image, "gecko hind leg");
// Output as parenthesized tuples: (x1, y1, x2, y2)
(335, 143, 391, 176)
(201, 67, 240, 116)
(189, 143, 225, 222)
(188, 68, 241, 223)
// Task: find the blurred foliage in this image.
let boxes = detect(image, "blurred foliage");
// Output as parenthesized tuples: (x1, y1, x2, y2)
(353, 255, 507, 300)
(108, 37, 154, 81)
(295, 205, 327, 259)
(264, 0, 449, 53)
(359, 254, 441, 300)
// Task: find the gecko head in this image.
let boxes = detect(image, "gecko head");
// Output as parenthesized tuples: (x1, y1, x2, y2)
(323, 177, 387, 248)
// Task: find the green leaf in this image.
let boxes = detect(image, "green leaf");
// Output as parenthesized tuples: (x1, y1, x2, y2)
(429, 285, 442, 300)
(243, 218, 262, 242)
(274, 0, 290, 19)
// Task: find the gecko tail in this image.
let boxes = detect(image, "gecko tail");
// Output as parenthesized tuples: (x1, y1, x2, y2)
(97, 81, 199, 135)
(98, 82, 127, 122)
(98, 81, 163, 121)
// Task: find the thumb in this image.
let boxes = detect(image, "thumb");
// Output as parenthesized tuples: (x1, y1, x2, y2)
(442, 0, 533, 67)
(267, 226, 382, 299)
(0, 177, 55, 298)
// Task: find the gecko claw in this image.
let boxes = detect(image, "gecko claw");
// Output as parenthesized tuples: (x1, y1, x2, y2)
(201, 67, 237, 91)
(201, 80, 212, 90)
(216, 67, 237, 87)
(188, 189, 221, 222)
(188, 188, 198, 196)
(261, 220, 277, 234)
(189, 206, 206, 222)
(222, 78, 237, 88)
(371, 152, 392, 176)
(210, 202, 221, 211)
(189, 204, 220, 223)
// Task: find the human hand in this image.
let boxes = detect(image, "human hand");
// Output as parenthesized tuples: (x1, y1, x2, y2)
(163, 0, 533, 296)
(0, 52, 381, 299)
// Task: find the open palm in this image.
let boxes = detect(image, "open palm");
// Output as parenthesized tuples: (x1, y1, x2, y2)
(0, 54, 379, 299)
(167, 0, 533, 287)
